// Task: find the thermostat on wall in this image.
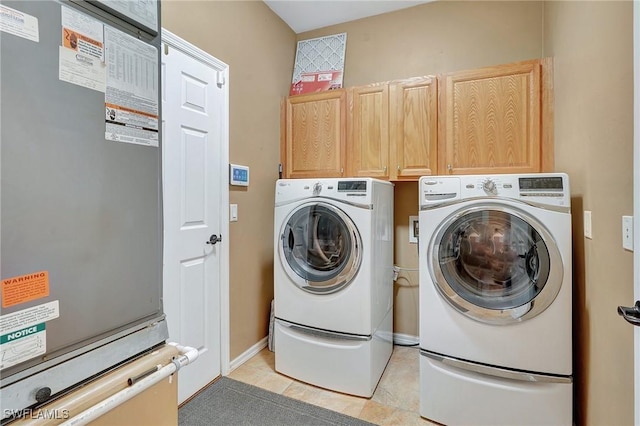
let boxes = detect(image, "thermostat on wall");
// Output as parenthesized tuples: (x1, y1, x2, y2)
(230, 164, 249, 186)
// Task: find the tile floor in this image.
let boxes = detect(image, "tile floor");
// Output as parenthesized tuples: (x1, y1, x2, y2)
(228, 345, 437, 425)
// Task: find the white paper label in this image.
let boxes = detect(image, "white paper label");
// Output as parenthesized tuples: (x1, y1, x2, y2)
(0, 4, 39, 42)
(0, 301, 60, 335)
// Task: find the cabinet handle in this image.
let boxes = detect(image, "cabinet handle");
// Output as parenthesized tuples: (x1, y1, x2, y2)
(397, 165, 401, 171)
(340, 167, 344, 175)
(447, 164, 453, 173)
(383, 166, 387, 173)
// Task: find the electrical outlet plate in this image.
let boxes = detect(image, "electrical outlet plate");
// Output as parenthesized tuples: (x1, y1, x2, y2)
(409, 216, 418, 244)
(622, 215, 633, 251)
(230, 204, 238, 222)
(584, 210, 592, 239)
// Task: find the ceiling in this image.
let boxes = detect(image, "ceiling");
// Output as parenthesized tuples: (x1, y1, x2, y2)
(263, 1, 432, 34)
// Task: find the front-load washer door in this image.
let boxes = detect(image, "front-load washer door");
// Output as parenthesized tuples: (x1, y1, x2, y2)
(429, 204, 564, 324)
(280, 202, 362, 294)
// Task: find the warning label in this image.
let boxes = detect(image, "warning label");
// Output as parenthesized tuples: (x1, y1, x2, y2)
(1, 271, 49, 308)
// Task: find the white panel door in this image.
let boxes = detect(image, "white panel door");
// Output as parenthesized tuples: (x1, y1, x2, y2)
(162, 40, 224, 404)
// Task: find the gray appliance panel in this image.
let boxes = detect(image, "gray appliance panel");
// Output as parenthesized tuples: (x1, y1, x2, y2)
(87, 0, 159, 35)
(1, 0, 165, 379)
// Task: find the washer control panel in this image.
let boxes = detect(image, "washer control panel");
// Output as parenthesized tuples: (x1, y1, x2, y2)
(419, 173, 570, 209)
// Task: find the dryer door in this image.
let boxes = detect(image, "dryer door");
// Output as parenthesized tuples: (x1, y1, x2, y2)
(429, 204, 564, 324)
(280, 202, 362, 294)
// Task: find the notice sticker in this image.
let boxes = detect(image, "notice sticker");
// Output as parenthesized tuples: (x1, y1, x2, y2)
(1, 271, 50, 308)
(0, 302, 58, 370)
(0, 323, 46, 370)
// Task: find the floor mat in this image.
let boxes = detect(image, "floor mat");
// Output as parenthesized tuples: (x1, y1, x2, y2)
(179, 377, 375, 426)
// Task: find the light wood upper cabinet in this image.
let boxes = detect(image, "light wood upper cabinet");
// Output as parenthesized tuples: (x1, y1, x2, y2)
(281, 58, 553, 180)
(282, 89, 347, 178)
(390, 76, 438, 180)
(438, 59, 547, 175)
(347, 77, 437, 180)
(347, 83, 390, 179)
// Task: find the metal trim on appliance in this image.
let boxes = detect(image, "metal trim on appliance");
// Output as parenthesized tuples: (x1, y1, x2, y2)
(277, 319, 371, 341)
(1, 316, 166, 387)
(1, 319, 168, 417)
(429, 203, 564, 324)
(420, 350, 572, 384)
(280, 201, 362, 294)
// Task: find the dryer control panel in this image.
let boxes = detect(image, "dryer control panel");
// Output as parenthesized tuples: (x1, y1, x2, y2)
(276, 177, 393, 207)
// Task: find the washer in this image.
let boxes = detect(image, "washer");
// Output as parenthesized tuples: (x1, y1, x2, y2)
(274, 178, 394, 397)
(418, 173, 573, 425)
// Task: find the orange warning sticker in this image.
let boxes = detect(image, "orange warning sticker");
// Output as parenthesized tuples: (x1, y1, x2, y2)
(1, 271, 50, 308)
(62, 28, 103, 52)
(61, 27, 104, 61)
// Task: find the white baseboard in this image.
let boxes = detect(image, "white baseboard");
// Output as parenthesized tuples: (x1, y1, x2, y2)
(227, 336, 268, 373)
(393, 332, 419, 346)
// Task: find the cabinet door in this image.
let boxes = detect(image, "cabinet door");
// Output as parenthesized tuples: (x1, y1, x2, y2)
(439, 59, 542, 175)
(389, 76, 438, 180)
(347, 84, 390, 179)
(284, 90, 347, 178)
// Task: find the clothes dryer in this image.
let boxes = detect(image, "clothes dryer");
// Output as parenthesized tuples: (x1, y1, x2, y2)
(274, 178, 394, 397)
(418, 173, 573, 425)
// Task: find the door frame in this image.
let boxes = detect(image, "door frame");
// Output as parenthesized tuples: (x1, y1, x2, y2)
(634, 2, 639, 423)
(161, 29, 231, 375)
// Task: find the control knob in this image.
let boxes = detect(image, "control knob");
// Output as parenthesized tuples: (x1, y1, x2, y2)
(482, 179, 498, 195)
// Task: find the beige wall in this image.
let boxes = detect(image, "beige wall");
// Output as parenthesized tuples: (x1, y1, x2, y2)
(161, 0, 296, 359)
(162, 1, 636, 423)
(300, 0, 543, 87)
(300, 0, 545, 338)
(544, 2, 634, 424)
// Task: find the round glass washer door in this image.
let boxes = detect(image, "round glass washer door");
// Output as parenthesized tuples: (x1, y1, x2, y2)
(430, 205, 563, 324)
(280, 202, 362, 294)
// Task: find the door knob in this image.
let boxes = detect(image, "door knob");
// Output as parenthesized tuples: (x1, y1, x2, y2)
(206, 234, 222, 245)
(617, 301, 640, 326)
